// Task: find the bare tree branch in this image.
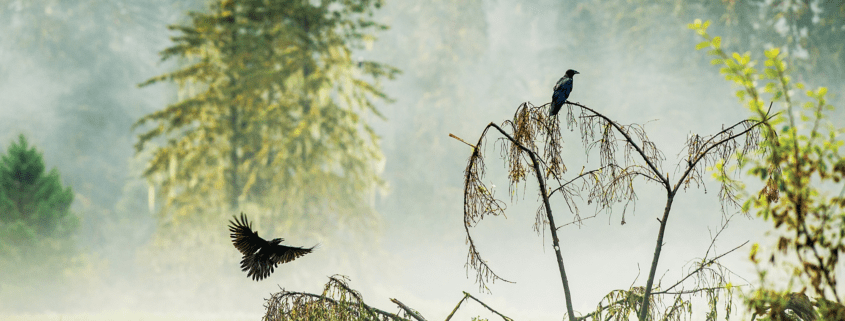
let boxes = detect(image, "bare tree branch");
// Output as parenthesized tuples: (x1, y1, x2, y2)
(654, 241, 749, 295)
(569, 102, 669, 188)
(390, 298, 427, 321)
(457, 100, 765, 321)
(672, 108, 778, 195)
(263, 275, 408, 321)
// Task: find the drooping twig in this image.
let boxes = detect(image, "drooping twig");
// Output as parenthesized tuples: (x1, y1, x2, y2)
(461, 119, 577, 320)
(458, 100, 767, 321)
(672, 108, 778, 196)
(570, 102, 669, 188)
(462, 125, 513, 291)
(263, 275, 408, 321)
(265, 291, 406, 321)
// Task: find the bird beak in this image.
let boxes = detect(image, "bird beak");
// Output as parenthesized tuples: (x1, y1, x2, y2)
(574, 71, 580, 74)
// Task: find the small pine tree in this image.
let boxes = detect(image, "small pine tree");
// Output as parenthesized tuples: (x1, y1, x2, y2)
(0, 135, 101, 312)
(0, 134, 77, 265)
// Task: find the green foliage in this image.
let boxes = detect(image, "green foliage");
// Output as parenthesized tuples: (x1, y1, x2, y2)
(0, 134, 84, 311)
(0, 134, 77, 258)
(134, 0, 398, 224)
(746, 291, 832, 321)
(692, 19, 845, 318)
(0, 0, 201, 210)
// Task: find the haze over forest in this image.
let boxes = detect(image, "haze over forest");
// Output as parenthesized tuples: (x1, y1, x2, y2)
(0, 0, 843, 320)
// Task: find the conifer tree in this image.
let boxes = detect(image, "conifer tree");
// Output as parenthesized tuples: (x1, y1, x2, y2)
(0, 134, 77, 260)
(135, 0, 397, 222)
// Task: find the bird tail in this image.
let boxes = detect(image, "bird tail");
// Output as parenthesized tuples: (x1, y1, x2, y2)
(241, 254, 271, 281)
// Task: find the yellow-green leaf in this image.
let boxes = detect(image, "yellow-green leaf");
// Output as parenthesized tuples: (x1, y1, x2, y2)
(764, 68, 777, 78)
(750, 243, 759, 260)
(765, 48, 780, 59)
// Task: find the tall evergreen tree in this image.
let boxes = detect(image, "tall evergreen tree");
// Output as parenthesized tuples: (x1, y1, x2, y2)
(0, 134, 77, 259)
(135, 0, 398, 223)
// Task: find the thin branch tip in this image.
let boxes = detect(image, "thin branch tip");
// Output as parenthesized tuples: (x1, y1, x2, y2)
(450, 133, 477, 149)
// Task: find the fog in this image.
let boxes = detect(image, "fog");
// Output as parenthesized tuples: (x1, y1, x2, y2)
(1, 0, 843, 320)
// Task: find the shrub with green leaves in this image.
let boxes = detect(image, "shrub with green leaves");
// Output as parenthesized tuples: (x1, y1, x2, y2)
(691, 19, 845, 320)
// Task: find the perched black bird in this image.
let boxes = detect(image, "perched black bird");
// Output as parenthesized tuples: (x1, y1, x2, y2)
(228, 213, 315, 281)
(550, 69, 579, 116)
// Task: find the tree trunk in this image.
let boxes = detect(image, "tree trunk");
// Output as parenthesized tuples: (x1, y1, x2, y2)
(515, 125, 575, 321)
(638, 192, 675, 320)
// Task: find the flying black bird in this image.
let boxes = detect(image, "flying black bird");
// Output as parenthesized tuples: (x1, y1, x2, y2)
(229, 213, 315, 281)
(550, 69, 579, 116)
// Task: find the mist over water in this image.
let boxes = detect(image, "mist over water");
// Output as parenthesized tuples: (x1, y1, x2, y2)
(0, 0, 842, 320)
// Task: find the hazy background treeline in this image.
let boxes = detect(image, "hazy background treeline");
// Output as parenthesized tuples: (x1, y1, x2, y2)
(0, 0, 842, 319)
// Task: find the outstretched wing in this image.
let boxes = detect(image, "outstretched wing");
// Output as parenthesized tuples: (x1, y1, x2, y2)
(270, 243, 316, 265)
(238, 244, 315, 281)
(229, 213, 268, 255)
(230, 213, 316, 281)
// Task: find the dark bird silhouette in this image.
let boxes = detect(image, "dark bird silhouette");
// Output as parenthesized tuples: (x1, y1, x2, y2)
(228, 213, 315, 281)
(550, 69, 579, 116)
